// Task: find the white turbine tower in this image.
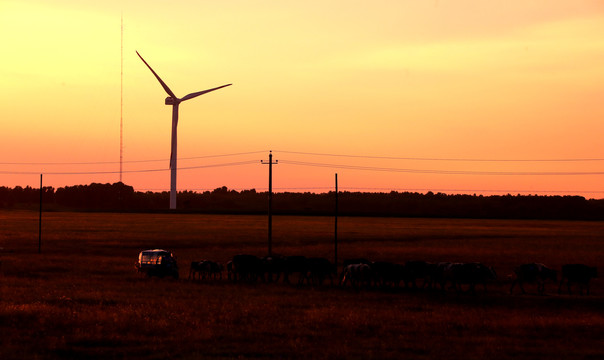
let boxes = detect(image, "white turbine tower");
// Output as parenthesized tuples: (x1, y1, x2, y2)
(136, 51, 231, 210)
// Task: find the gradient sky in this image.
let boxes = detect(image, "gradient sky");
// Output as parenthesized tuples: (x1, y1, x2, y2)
(2, 0, 604, 198)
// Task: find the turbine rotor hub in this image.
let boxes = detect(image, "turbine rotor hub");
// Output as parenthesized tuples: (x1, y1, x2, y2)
(165, 97, 179, 105)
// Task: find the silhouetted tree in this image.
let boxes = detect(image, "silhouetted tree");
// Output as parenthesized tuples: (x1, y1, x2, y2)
(2, 182, 604, 219)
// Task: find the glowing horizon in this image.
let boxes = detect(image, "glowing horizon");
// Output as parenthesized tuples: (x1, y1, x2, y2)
(2, 1, 604, 199)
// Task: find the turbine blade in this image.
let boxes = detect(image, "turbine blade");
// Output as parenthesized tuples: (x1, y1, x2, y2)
(181, 84, 232, 102)
(136, 51, 177, 99)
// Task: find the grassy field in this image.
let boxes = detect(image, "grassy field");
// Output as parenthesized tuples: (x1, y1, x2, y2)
(0, 210, 603, 359)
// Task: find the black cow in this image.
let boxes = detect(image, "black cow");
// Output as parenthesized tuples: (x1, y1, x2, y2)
(189, 260, 205, 280)
(371, 261, 405, 288)
(226, 260, 233, 281)
(424, 262, 451, 290)
(558, 264, 598, 295)
(199, 260, 223, 280)
(442, 262, 497, 293)
(305, 257, 336, 286)
(403, 260, 432, 289)
(261, 255, 287, 283)
(510, 263, 557, 295)
(230, 254, 263, 282)
(282, 256, 308, 285)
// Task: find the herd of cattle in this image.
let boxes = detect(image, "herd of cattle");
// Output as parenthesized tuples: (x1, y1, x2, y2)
(187, 255, 598, 296)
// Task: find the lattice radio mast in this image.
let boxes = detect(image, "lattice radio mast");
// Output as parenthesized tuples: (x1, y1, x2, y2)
(120, 14, 124, 183)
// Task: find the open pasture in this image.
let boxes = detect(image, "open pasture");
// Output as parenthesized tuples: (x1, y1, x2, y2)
(1, 210, 603, 359)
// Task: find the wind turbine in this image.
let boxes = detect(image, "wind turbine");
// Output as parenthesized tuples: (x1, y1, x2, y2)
(136, 51, 231, 210)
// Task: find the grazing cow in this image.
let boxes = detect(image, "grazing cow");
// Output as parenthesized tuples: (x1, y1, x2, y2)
(230, 254, 263, 282)
(199, 260, 223, 280)
(424, 262, 451, 290)
(403, 260, 432, 289)
(442, 262, 497, 293)
(226, 261, 233, 281)
(282, 256, 308, 285)
(190, 260, 223, 280)
(189, 260, 205, 280)
(261, 255, 287, 283)
(558, 264, 598, 295)
(340, 263, 372, 290)
(305, 257, 337, 286)
(371, 261, 405, 288)
(343, 258, 372, 267)
(341, 258, 371, 282)
(510, 263, 557, 295)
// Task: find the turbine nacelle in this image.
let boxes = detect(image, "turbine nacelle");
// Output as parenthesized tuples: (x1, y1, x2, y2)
(165, 97, 179, 105)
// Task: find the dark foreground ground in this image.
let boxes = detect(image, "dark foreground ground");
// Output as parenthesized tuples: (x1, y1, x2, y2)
(1, 211, 603, 359)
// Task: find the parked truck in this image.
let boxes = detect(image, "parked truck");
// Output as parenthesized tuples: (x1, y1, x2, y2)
(136, 249, 179, 279)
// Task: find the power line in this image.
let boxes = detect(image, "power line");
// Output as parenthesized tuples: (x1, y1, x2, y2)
(276, 150, 604, 162)
(5, 149, 604, 167)
(279, 160, 604, 176)
(179, 160, 258, 170)
(3, 156, 604, 176)
(0, 160, 258, 175)
(0, 150, 268, 166)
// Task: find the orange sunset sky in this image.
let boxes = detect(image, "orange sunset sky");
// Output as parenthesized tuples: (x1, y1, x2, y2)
(2, 1, 604, 198)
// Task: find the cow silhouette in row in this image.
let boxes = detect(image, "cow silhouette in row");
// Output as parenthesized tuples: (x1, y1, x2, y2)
(189, 260, 223, 280)
(305, 257, 337, 286)
(436, 262, 497, 293)
(229, 254, 264, 282)
(201, 255, 598, 297)
(340, 259, 497, 294)
(340, 263, 373, 290)
(227, 254, 336, 286)
(507, 263, 597, 296)
(558, 264, 598, 295)
(510, 263, 557, 295)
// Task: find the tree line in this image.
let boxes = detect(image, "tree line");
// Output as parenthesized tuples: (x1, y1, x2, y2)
(1, 182, 604, 220)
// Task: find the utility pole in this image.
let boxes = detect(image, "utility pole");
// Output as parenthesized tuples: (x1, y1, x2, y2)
(334, 173, 338, 271)
(261, 151, 278, 256)
(39, 174, 43, 254)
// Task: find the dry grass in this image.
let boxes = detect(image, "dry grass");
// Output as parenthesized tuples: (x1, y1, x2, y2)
(1, 210, 603, 359)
